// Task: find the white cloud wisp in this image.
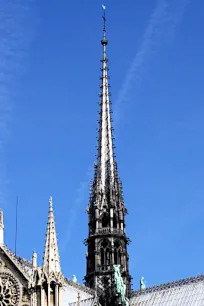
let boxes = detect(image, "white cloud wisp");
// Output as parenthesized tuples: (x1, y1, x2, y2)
(114, 0, 190, 122)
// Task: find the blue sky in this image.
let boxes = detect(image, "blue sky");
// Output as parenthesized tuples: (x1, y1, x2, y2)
(1, 0, 204, 290)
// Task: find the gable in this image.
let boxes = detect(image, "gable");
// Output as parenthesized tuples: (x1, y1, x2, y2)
(0, 246, 32, 306)
(0, 246, 29, 287)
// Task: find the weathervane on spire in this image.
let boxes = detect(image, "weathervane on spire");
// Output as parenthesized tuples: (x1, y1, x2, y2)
(102, 4, 106, 11)
(102, 4, 106, 27)
(101, 4, 108, 45)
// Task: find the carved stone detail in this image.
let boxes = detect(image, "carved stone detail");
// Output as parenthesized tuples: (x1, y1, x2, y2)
(0, 261, 5, 269)
(0, 272, 20, 306)
(22, 294, 29, 302)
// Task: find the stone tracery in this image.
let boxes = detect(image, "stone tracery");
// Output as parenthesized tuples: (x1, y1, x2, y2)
(0, 273, 20, 306)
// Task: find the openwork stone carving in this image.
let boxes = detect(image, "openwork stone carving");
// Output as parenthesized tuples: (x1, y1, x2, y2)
(0, 272, 20, 306)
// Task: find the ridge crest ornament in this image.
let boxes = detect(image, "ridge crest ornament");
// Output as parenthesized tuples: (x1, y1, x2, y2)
(0, 272, 20, 306)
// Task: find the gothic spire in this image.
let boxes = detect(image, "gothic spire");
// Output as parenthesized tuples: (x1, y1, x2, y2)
(43, 196, 61, 276)
(97, 6, 115, 190)
(85, 8, 132, 305)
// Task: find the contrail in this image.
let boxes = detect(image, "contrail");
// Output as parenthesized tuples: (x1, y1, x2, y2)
(114, 0, 190, 122)
(0, 0, 37, 207)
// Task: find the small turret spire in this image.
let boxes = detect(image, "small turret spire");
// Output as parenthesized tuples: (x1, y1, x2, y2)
(43, 196, 61, 275)
(32, 251, 37, 269)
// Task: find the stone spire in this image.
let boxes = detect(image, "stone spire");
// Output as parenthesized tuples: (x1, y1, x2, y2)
(43, 196, 61, 276)
(97, 7, 115, 190)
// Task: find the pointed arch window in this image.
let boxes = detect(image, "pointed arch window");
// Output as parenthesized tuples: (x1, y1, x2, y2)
(114, 241, 122, 265)
(100, 240, 111, 266)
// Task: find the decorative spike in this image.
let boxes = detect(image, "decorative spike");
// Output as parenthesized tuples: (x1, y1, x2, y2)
(43, 196, 61, 275)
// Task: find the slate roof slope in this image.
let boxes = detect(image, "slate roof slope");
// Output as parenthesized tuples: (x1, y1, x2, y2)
(65, 278, 95, 296)
(63, 278, 96, 306)
(130, 275, 204, 305)
(68, 297, 97, 306)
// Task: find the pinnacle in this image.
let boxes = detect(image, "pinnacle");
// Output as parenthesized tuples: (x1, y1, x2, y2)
(43, 196, 61, 276)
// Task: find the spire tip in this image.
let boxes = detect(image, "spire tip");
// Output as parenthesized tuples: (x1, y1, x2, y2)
(101, 4, 108, 46)
(49, 196, 53, 207)
(102, 4, 106, 11)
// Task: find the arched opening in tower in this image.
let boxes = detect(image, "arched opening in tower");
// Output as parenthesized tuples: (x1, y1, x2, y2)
(101, 213, 109, 228)
(100, 239, 111, 267)
(114, 241, 122, 265)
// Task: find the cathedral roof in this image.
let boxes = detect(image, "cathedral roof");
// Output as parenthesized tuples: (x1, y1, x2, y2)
(63, 278, 96, 306)
(68, 296, 100, 306)
(0, 244, 32, 280)
(130, 274, 204, 305)
(65, 278, 95, 296)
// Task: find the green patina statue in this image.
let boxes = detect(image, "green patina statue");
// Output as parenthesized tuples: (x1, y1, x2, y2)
(113, 265, 129, 306)
(140, 277, 146, 290)
(72, 274, 77, 283)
